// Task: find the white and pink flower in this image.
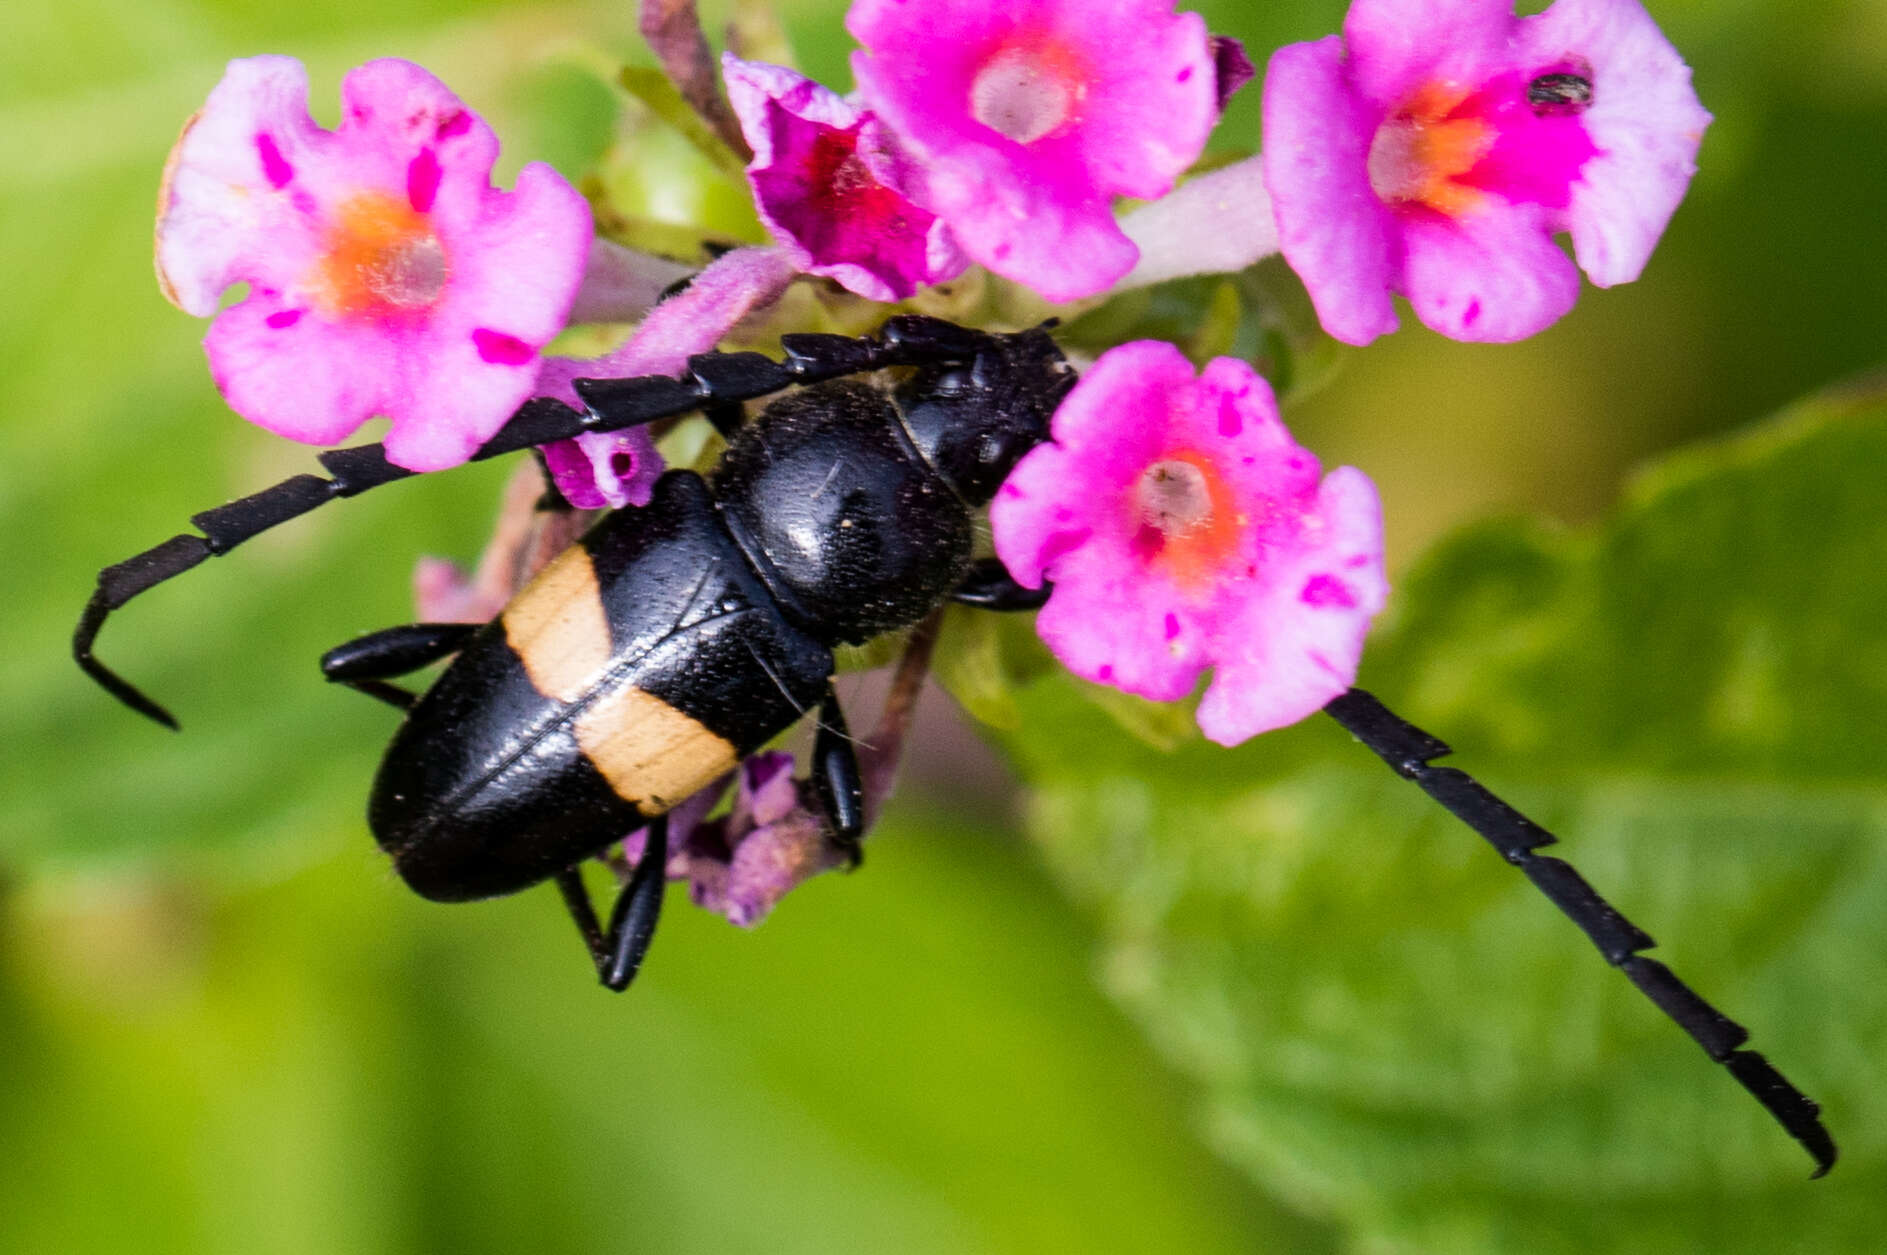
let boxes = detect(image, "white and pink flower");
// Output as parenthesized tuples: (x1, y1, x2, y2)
(156, 56, 593, 471)
(990, 342, 1387, 745)
(1262, 0, 1711, 345)
(848, 0, 1220, 303)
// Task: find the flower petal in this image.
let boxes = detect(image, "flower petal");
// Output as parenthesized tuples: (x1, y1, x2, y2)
(1342, 0, 1514, 104)
(534, 246, 799, 509)
(203, 296, 395, 446)
(1263, 0, 1706, 345)
(992, 345, 1386, 741)
(157, 55, 327, 315)
(1261, 38, 1401, 346)
(1195, 467, 1387, 744)
(1400, 205, 1582, 341)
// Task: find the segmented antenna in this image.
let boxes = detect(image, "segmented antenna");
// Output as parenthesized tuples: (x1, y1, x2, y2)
(1323, 688, 1835, 1177)
(75, 316, 1011, 727)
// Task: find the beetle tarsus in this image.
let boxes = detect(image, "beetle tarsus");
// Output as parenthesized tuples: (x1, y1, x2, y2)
(553, 813, 671, 992)
(603, 815, 669, 991)
(950, 556, 1051, 611)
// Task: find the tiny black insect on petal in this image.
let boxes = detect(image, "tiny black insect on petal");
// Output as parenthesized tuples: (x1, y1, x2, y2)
(1528, 72, 1594, 116)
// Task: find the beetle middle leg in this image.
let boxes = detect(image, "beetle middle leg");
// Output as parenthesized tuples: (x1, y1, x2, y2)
(556, 813, 670, 991)
(319, 622, 480, 710)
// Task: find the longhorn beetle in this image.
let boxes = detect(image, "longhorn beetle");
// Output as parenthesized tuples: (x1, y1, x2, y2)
(74, 314, 1834, 1174)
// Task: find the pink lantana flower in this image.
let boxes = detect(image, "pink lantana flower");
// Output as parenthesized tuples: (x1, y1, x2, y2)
(722, 55, 966, 303)
(623, 751, 850, 928)
(990, 342, 1387, 745)
(1263, 0, 1710, 345)
(156, 56, 592, 470)
(848, 0, 1218, 303)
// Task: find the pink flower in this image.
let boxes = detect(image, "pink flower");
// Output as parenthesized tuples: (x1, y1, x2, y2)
(848, 0, 1218, 303)
(1262, 0, 1711, 345)
(721, 55, 966, 303)
(990, 342, 1387, 745)
(623, 751, 850, 928)
(156, 56, 592, 471)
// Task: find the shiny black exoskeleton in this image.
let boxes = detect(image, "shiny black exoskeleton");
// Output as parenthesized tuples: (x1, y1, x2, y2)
(75, 316, 1072, 989)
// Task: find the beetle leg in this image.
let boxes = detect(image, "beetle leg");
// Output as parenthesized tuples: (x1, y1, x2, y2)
(702, 400, 747, 440)
(554, 815, 671, 992)
(318, 622, 480, 710)
(602, 813, 670, 990)
(811, 687, 866, 866)
(950, 557, 1052, 611)
(555, 868, 610, 969)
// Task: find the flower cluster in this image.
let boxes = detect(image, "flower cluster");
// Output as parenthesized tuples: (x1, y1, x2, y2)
(148, 0, 1711, 927)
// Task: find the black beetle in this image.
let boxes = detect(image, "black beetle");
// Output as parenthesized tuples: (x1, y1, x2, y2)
(73, 314, 1834, 1173)
(76, 315, 1071, 987)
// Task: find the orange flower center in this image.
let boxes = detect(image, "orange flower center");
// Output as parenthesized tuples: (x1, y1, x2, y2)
(1366, 81, 1496, 218)
(1132, 453, 1243, 592)
(312, 192, 448, 317)
(970, 40, 1088, 144)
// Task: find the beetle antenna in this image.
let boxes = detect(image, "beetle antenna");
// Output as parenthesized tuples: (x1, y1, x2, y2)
(1323, 687, 1836, 1177)
(78, 317, 1017, 726)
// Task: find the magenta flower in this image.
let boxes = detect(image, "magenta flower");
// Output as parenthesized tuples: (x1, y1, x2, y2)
(848, 0, 1218, 303)
(990, 342, 1386, 745)
(1262, 0, 1710, 345)
(623, 751, 850, 928)
(156, 56, 592, 471)
(721, 55, 966, 303)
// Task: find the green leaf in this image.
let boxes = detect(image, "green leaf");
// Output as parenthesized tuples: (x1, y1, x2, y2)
(997, 380, 1887, 1251)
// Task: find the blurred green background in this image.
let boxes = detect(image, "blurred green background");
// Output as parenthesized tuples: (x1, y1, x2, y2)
(2, 1, 1884, 1252)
